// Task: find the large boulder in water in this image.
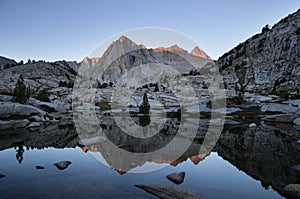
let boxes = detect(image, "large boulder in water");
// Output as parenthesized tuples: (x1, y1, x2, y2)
(54, 161, 72, 170)
(166, 172, 185, 184)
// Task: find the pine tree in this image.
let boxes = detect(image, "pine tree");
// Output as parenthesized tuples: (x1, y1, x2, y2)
(13, 75, 30, 103)
(139, 92, 150, 114)
(154, 84, 159, 92)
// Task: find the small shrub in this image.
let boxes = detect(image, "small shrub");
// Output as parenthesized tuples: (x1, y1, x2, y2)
(36, 89, 51, 102)
(95, 101, 111, 111)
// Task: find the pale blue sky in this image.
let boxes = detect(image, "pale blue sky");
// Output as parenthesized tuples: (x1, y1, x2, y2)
(0, 0, 299, 61)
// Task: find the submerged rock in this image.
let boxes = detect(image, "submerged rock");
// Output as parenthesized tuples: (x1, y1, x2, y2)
(54, 161, 72, 170)
(36, 166, 45, 170)
(166, 172, 185, 184)
(135, 184, 204, 199)
(284, 184, 300, 198)
(0, 174, 5, 178)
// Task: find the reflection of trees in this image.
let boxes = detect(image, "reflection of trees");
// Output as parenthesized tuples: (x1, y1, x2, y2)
(14, 143, 24, 164)
(139, 115, 151, 126)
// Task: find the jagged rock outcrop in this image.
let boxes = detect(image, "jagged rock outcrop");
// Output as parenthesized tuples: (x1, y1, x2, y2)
(191, 46, 211, 60)
(217, 9, 300, 99)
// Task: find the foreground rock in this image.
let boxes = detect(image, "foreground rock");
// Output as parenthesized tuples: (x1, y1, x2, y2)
(136, 184, 204, 199)
(284, 184, 300, 198)
(54, 161, 72, 170)
(166, 172, 185, 184)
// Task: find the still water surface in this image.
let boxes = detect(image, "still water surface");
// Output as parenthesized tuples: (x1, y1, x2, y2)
(0, 117, 299, 199)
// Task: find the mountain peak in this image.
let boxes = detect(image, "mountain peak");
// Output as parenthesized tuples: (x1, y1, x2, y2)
(116, 35, 138, 47)
(191, 47, 211, 60)
(118, 35, 132, 43)
(152, 44, 185, 53)
(107, 35, 146, 51)
(82, 56, 100, 64)
(167, 44, 185, 52)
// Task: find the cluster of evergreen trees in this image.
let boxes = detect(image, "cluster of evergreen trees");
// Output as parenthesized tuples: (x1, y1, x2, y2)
(12, 75, 50, 103)
(12, 75, 30, 103)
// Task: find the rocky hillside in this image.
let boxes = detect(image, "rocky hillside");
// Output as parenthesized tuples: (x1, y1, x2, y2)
(217, 9, 300, 100)
(0, 56, 17, 69)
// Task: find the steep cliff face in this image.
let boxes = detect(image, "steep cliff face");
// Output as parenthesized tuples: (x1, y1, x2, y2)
(217, 9, 300, 98)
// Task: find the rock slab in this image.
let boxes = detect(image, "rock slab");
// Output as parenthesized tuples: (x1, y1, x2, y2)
(166, 172, 185, 184)
(136, 184, 204, 199)
(54, 161, 72, 170)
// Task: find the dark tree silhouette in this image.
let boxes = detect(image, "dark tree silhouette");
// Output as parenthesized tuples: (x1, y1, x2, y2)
(154, 84, 159, 92)
(15, 144, 24, 164)
(13, 75, 30, 103)
(139, 92, 150, 114)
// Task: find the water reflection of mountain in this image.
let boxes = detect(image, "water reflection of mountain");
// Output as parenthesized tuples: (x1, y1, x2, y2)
(214, 123, 300, 198)
(77, 115, 210, 173)
(0, 117, 299, 198)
